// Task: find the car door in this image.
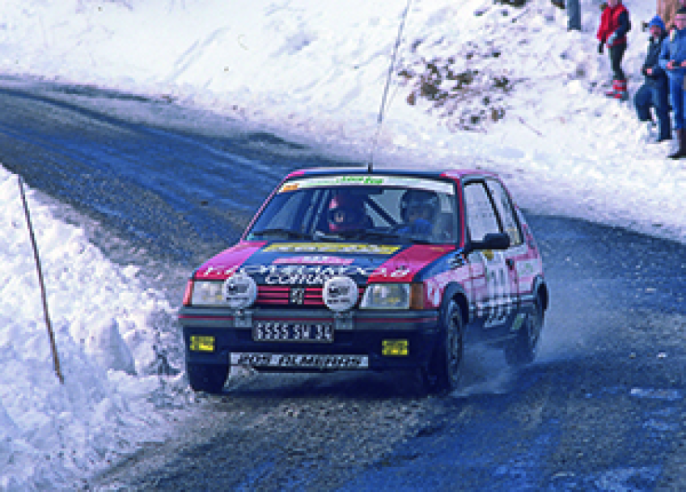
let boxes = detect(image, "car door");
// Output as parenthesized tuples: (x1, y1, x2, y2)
(485, 178, 524, 312)
(462, 180, 516, 329)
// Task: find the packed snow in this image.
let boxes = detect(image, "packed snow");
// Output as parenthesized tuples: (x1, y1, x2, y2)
(0, 0, 683, 489)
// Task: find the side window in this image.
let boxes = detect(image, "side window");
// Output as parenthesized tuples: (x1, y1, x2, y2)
(486, 179, 522, 246)
(463, 182, 500, 242)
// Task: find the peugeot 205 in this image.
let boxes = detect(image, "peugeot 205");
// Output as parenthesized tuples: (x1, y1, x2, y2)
(178, 168, 548, 394)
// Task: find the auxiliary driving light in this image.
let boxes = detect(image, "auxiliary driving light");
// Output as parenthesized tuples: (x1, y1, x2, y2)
(382, 339, 409, 357)
(323, 276, 359, 312)
(223, 273, 258, 310)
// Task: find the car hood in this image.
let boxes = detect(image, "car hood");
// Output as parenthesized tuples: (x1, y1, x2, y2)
(193, 241, 455, 285)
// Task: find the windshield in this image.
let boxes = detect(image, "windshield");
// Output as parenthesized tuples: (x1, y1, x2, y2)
(245, 175, 459, 245)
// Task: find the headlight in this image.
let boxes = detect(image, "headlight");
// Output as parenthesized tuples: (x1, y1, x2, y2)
(189, 274, 258, 309)
(190, 281, 225, 306)
(361, 283, 411, 310)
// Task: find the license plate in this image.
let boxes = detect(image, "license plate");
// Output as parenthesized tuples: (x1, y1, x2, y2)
(231, 352, 369, 369)
(253, 321, 334, 343)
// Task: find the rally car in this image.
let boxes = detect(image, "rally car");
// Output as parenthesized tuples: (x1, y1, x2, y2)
(178, 168, 548, 394)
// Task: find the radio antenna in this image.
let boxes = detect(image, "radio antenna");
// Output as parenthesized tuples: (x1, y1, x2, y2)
(368, 0, 412, 172)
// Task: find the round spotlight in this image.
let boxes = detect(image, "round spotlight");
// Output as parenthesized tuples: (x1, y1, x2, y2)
(222, 273, 257, 309)
(323, 276, 358, 312)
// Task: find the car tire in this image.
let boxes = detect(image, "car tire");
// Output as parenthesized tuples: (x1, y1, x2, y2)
(505, 297, 544, 367)
(187, 362, 229, 394)
(425, 299, 464, 394)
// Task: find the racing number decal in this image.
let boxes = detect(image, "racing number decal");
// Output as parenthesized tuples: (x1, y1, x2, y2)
(481, 250, 513, 328)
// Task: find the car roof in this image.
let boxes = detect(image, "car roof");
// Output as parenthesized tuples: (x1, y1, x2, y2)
(285, 167, 499, 182)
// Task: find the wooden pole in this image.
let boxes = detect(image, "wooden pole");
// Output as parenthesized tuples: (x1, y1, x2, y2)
(17, 176, 64, 384)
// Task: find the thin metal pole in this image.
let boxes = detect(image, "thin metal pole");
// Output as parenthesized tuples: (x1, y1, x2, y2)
(17, 176, 64, 384)
(368, 0, 412, 172)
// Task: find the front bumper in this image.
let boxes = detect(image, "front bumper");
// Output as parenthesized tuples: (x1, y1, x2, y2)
(178, 306, 440, 372)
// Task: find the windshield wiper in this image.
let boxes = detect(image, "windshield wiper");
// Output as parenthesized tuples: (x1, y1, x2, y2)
(250, 228, 311, 239)
(315, 229, 406, 243)
(357, 230, 404, 241)
(360, 229, 435, 244)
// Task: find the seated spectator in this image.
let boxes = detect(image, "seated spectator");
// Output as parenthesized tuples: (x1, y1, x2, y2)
(635, 16, 671, 143)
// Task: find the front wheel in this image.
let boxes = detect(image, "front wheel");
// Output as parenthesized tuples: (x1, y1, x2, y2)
(505, 298, 544, 367)
(186, 362, 229, 394)
(425, 300, 464, 394)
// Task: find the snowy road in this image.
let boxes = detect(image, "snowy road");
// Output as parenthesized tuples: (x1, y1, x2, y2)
(2, 80, 685, 490)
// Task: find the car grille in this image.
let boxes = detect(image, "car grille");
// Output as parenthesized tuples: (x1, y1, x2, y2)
(256, 285, 365, 309)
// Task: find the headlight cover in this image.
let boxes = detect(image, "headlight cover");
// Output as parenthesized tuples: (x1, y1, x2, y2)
(360, 283, 411, 310)
(189, 274, 258, 309)
(190, 281, 225, 306)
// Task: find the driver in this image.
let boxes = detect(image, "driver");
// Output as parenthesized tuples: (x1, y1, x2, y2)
(327, 192, 369, 232)
(398, 189, 439, 236)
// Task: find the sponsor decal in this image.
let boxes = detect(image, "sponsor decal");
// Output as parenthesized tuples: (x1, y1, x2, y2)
(273, 255, 354, 265)
(289, 287, 306, 305)
(202, 264, 412, 285)
(425, 279, 442, 307)
(278, 176, 455, 195)
(516, 260, 538, 278)
(280, 183, 299, 192)
(449, 253, 466, 269)
(484, 306, 511, 329)
(323, 276, 359, 312)
(510, 313, 527, 333)
(222, 274, 257, 309)
(264, 242, 400, 255)
(197, 242, 266, 278)
(231, 352, 369, 369)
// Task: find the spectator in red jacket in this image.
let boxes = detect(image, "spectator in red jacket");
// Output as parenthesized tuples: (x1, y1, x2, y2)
(597, 0, 632, 101)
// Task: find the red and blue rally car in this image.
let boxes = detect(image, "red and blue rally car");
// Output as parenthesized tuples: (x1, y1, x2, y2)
(179, 168, 548, 394)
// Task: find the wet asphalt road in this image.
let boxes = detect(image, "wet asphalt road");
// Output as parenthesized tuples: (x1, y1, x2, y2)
(1, 77, 685, 491)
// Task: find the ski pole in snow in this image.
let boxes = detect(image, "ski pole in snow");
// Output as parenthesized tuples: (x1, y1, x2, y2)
(17, 176, 64, 384)
(369, 0, 412, 172)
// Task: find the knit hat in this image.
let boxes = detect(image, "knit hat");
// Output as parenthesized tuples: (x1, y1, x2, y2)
(648, 15, 666, 32)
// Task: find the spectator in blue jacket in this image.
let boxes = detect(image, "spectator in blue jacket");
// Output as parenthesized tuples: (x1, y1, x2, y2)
(635, 16, 671, 143)
(659, 7, 686, 158)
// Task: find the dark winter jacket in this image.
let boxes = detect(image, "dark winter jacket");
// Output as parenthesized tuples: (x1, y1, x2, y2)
(642, 21, 669, 88)
(659, 27, 686, 82)
(597, 3, 631, 46)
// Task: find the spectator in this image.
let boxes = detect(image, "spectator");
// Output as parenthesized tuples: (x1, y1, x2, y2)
(635, 16, 671, 143)
(659, 7, 686, 158)
(567, 0, 581, 31)
(659, 0, 686, 30)
(597, 0, 632, 101)
(551, 0, 582, 31)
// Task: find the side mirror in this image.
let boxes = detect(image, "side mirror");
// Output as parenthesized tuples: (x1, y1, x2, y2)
(464, 232, 510, 255)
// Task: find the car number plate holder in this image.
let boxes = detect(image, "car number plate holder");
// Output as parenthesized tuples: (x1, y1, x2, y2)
(253, 321, 334, 343)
